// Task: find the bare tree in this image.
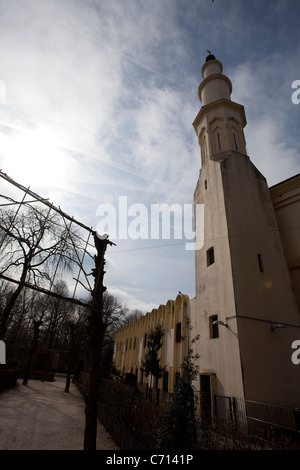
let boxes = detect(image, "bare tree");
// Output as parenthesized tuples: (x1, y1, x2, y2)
(99, 292, 128, 376)
(123, 308, 144, 325)
(0, 174, 119, 450)
(4, 286, 41, 347)
(40, 281, 75, 349)
(102, 292, 128, 333)
(0, 203, 82, 339)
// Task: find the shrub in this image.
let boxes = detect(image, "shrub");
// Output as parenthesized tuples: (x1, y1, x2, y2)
(156, 376, 197, 451)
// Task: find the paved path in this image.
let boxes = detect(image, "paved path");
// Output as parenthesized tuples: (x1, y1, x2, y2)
(0, 377, 119, 450)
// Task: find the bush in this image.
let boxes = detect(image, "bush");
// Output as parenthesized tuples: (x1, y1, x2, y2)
(157, 376, 197, 451)
(195, 418, 296, 450)
(124, 373, 137, 386)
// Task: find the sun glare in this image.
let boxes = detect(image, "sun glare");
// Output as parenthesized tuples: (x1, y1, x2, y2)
(2, 126, 72, 190)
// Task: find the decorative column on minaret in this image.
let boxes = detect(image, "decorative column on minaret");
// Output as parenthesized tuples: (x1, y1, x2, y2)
(193, 53, 247, 165)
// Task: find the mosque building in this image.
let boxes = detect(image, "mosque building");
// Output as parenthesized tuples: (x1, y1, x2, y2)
(113, 53, 300, 414)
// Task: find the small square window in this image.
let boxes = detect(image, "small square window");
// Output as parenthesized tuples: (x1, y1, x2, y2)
(207, 247, 215, 266)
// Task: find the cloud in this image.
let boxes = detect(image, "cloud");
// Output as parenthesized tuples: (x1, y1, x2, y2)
(116, 86, 198, 203)
(245, 119, 300, 187)
(0, 0, 299, 312)
(107, 285, 157, 314)
(230, 55, 300, 186)
(0, 1, 123, 189)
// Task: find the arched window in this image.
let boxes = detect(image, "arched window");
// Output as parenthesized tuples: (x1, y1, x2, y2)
(203, 135, 207, 161)
(201, 134, 208, 163)
(228, 120, 242, 152)
(212, 127, 223, 153)
(233, 132, 238, 151)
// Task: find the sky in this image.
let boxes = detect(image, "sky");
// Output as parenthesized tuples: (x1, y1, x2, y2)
(0, 0, 299, 314)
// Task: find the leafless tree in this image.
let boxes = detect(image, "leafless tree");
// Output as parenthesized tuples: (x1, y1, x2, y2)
(3, 286, 41, 348)
(102, 292, 128, 334)
(0, 203, 83, 339)
(123, 308, 144, 325)
(40, 281, 75, 349)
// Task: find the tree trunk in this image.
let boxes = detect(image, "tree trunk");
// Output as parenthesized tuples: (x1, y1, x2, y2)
(0, 260, 30, 339)
(0, 281, 24, 339)
(83, 308, 105, 449)
(65, 324, 75, 393)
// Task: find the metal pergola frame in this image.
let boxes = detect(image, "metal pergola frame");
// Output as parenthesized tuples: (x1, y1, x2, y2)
(0, 169, 97, 308)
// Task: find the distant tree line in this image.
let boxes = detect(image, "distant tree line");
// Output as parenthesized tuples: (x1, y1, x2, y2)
(0, 277, 139, 377)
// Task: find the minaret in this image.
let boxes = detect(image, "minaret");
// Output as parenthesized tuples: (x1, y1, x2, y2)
(193, 53, 247, 165)
(192, 54, 300, 407)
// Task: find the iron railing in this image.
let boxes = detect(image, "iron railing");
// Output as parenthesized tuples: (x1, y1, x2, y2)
(139, 384, 300, 435)
(199, 392, 300, 434)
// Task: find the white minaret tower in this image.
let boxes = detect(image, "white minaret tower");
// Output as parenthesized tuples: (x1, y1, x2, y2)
(192, 53, 300, 407)
(193, 53, 247, 165)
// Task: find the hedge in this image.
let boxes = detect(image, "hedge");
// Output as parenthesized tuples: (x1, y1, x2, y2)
(98, 378, 163, 450)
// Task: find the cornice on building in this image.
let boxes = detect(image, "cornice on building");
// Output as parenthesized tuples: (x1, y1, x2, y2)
(269, 173, 300, 199)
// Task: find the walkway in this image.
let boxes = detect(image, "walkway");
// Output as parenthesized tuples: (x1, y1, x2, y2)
(0, 376, 119, 450)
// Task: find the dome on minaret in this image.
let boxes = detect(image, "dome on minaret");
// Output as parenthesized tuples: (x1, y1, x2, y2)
(206, 53, 216, 62)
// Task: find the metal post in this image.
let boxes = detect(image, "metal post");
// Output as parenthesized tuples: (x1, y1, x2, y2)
(83, 234, 115, 451)
(65, 322, 75, 393)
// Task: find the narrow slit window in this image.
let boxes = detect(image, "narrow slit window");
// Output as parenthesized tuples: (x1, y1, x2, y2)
(203, 136, 207, 162)
(233, 133, 238, 150)
(204, 140, 207, 161)
(207, 247, 215, 266)
(257, 253, 264, 273)
(176, 322, 182, 342)
(163, 371, 169, 392)
(217, 133, 221, 150)
(205, 179, 208, 190)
